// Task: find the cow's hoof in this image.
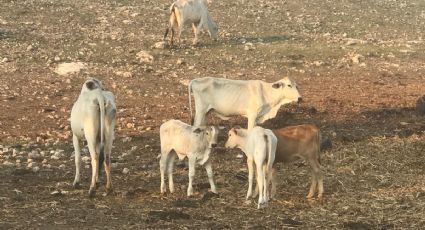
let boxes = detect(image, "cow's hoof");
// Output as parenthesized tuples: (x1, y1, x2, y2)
(306, 193, 314, 199)
(73, 182, 80, 189)
(105, 187, 113, 195)
(88, 188, 96, 198)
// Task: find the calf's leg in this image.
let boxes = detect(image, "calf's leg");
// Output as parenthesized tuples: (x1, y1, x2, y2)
(204, 160, 217, 193)
(187, 155, 197, 196)
(246, 157, 254, 200)
(167, 153, 176, 193)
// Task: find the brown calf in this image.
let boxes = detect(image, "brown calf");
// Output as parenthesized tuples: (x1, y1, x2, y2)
(270, 124, 323, 199)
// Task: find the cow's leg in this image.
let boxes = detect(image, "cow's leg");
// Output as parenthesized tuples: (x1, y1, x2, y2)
(204, 160, 217, 193)
(103, 132, 113, 194)
(246, 157, 254, 200)
(247, 114, 257, 130)
(192, 21, 202, 45)
(159, 151, 169, 194)
(187, 155, 196, 196)
(193, 103, 208, 127)
(270, 167, 277, 199)
(72, 135, 82, 189)
(256, 163, 265, 208)
(167, 153, 176, 193)
(86, 136, 99, 198)
(262, 164, 269, 202)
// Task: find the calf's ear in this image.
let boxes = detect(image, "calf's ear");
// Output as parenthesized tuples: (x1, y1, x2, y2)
(193, 128, 202, 134)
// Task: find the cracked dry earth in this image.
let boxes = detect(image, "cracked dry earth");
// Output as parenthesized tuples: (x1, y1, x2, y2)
(1, 0, 425, 229)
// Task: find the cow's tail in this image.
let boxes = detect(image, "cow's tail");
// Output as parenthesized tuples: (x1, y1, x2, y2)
(95, 89, 105, 162)
(264, 134, 274, 173)
(315, 130, 322, 165)
(188, 79, 194, 125)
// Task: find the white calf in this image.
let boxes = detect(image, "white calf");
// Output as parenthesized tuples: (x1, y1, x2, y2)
(225, 126, 277, 208)
(159, 119, 219, 196)
(163, 0, 218, 46)
(70, 78, 116, 197)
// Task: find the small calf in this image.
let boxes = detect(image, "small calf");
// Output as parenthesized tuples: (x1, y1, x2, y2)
(163, 0, 218, 46)
(70, 78, 116, 197)
(159, 119, 219, 196)
(225, 126, 277, 209)
(270, 124, 324, 199)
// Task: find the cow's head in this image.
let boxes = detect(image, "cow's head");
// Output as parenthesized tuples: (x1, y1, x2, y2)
(225, 127, 246, 149)
(193, 126, 219, 148)
(208, 20, 219, 41)
(81, 77, 104, 93)
(272, 77, 302, 104)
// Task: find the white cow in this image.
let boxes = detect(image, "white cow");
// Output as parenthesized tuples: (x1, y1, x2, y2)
(225, 126, 277, 209)
(70, 78, 116, 197)
(163, 0, 218, 46)
(159, 119, 219, 196)
(189, 77, 302, 130)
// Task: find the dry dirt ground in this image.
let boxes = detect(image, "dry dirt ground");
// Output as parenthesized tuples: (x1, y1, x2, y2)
(1, 0, 425, 228)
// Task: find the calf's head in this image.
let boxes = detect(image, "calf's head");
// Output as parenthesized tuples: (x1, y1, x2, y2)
(225, 127, 245, 149)
(194, 126, 219, 148)
(272, 77, 302, 104)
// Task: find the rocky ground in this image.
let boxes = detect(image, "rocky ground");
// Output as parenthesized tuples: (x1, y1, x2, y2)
(1, 0, 425, 228)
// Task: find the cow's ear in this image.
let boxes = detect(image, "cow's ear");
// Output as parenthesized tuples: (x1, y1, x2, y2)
(230, 128, 237, 135)
(86, 81, 95, 90)
(272, 82, 282, 89)
(193, 128, 202, 134)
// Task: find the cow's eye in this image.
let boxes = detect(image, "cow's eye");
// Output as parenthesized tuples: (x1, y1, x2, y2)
(288, 85, 292, 88)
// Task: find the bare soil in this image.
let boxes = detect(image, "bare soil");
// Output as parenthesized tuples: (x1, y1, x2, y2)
(1, 0, 425, 228)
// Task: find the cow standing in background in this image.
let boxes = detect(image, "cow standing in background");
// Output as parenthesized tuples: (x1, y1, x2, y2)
(164, 0, 218, 46)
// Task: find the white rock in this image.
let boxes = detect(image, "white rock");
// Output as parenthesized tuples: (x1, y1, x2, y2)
(151, 41, 168, 49)
(122, 168, 130, 174)
(27, 162, 37, 168)
(58, 164, 66, 170)
(54, 62, 86, 76)
(26, 45, 34, 51)
(236, 154, 244, 159)
(16, 159, 21, 163)
(82, 156, 91, 164)
(129, 146, 138, 154)
(27, 158, 33, 163)
(32, 166, 40, 172)
(136, 51, 154, 63)
(3, 161, 13, 166)
(28, 150, 41, 159)
(115, 71, 133, 78)
(42, 159, 48, 164)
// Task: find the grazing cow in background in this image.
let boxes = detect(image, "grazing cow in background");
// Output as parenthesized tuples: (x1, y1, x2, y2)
(188, 77, 302, 130)
(159, 119, 219, 196)
(70, 78, 116, 197)
(225, 126, 277, 209)
(163, 0, 218, 46)
(268, 124, 324, 200)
